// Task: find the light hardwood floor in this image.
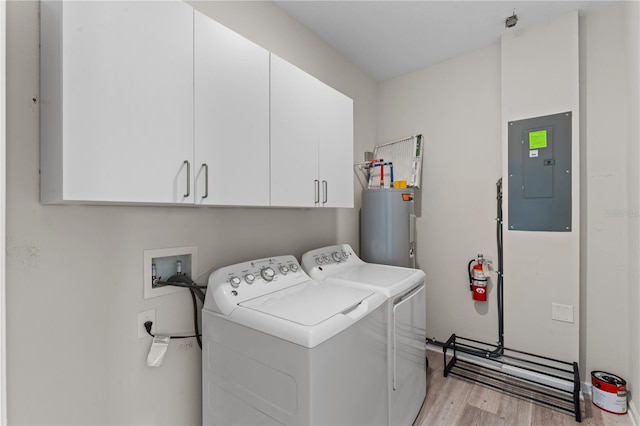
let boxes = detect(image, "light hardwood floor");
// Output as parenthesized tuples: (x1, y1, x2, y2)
(414, 349, 633, 426)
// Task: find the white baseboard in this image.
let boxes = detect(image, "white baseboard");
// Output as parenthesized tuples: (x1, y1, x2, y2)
(629, 399, 639, 426)
(426, 342, 441, 354)
(583, 380, 592, 399)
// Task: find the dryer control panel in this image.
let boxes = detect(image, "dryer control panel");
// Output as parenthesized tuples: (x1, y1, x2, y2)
(301, 244, 364, 277)
(205, 255, 308, 316)
(312, 248, 352, 266)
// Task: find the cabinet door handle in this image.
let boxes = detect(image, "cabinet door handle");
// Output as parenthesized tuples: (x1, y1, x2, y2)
(314, 179, 320, 204)
(322, 180, 328, 204)
(202, 163, 209, 199)
(183, 160, 191, 198)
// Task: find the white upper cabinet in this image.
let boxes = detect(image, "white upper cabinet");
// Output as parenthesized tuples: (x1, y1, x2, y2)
(40, 3, 353, 208)
(194, 12, 270, 206)
(270, 54, 354, 208)
(317, 80, 354, 208)
(40, 1, 195, 204)
(270, 54, 320, 207)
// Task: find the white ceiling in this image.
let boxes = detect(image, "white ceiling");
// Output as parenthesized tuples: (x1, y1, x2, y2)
(274, 0, 619, 81)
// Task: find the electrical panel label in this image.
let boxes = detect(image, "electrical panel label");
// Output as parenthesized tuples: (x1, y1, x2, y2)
(529, 130, 548, 149)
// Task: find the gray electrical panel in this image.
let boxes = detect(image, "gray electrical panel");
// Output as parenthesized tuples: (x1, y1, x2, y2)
(508, 112, 572, 232)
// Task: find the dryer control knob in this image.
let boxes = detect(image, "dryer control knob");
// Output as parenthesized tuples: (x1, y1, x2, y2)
(332, 252, 343, 262)
(289, 263, 299, 272)
(229, 276, 241, 288)
(244, 273, 255, 284)
(323, 255, 330, 263)
(261, 267, 275, 281)
(315, 258, 323, 265)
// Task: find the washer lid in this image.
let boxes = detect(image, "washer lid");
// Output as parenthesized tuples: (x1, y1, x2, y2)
(328, 264, 424, 297)
(240, 281, 374, 326)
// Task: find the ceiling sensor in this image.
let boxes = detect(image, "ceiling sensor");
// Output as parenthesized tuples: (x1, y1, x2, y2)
(505, 12, 518, 28)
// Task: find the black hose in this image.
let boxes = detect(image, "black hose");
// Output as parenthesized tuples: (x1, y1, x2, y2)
(161, 275, 206, 304)
(467, 259, 475, 291)
(495, 178, 505, 353)
(151, 275, 206, 349)
(188, 288, 202, 349)
(167, 275, 203, 349)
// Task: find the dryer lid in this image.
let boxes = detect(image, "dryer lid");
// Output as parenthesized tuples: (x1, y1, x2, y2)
(335, 264, 414, 285)
(329, 264, 424, 297)
(239, 281, 373, 326)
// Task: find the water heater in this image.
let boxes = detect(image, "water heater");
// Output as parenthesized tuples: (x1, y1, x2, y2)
(360, 188, 415, 268)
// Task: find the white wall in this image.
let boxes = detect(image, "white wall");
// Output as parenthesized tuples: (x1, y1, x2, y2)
(501, 13, 580, 362)
(580, 1, 640, 411)
(0, 1, 6, 423)
(623, 1, 640, 417)
(580, 3, 632, 386)
(378, 45, 502, 344)
(5, 1, 377, 424)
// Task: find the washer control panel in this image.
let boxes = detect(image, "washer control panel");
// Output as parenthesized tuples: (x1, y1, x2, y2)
(206, 255, 309, 316)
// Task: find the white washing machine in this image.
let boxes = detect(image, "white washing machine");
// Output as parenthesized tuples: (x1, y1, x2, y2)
(202, 255, 388, 425)
(301, 244, 426, 426)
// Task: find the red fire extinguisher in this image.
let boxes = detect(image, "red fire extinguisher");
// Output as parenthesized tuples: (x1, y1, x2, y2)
(468, 254, 488, 302)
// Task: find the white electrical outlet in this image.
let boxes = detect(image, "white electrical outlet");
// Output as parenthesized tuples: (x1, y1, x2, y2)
(551, 303, 574, 323)
(137, 309, 156, 339)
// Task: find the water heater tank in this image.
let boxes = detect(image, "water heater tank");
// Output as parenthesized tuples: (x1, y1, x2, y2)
(360, 188, 414, 268)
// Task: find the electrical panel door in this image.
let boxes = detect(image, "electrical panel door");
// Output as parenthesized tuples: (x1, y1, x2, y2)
(508, 112, 572, 232)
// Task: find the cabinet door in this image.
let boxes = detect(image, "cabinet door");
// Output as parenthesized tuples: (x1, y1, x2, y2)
(42, 1, 194, 204)
(318, 82, 354, 208)
(270, 54, 319, 207)
(194, 12, 270, 206)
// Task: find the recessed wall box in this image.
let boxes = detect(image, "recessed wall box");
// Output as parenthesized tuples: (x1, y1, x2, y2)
(143, 246, 198, 299)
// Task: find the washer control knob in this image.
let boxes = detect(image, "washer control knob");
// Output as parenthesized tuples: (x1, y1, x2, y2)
(261, 267, 275, 281)
(315, 257, 324, 265)
(342, 251, 349, 258)
(289, 263, 299, 272)
(279, 265, 289, 275)
(229, 276, 241, 288)
(332, 251, 343, 262)
(323, 255, 330, 263)
(244, 273, 255, 284)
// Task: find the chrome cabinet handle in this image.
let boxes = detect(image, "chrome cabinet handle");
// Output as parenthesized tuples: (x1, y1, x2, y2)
(202, 163, 209, 199)
(183, 160, 190, 198)
(314, 179, 320, 204)
(322, 180, 328, 204)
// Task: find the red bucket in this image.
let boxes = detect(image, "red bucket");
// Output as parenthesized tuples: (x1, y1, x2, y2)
(591, 371, 627, 414)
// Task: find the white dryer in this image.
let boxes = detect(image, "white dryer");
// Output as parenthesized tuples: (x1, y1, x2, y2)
(202, 255, 388, 426)
(302, 244, 426, 426)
